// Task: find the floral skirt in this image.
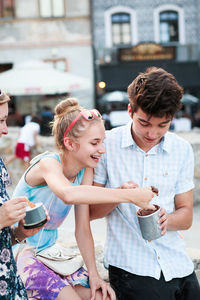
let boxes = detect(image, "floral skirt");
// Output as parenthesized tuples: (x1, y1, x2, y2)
(16, 246, 89, 300)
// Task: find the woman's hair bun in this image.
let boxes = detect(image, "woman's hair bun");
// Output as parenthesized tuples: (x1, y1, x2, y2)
(55, 97, 80, 117)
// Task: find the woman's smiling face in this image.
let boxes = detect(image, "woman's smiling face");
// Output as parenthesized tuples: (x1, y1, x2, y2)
(75, 121, 106, 168)
(0, 102, 9, 138)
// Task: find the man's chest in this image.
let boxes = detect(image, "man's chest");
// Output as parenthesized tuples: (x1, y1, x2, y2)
(106, 149, 179, 196)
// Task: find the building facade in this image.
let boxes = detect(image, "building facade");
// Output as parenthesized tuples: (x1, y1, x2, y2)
(0, 0, 93, 115)
(91, 0, 200, 106)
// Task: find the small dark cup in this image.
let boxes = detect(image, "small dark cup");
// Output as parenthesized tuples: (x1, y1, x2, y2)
(137, 205, 162, 240)
(24, 202, 47, 229)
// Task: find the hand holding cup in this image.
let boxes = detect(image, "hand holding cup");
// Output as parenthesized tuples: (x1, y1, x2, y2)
(0, 197, 27, 230)
(137, 204, 162, 240)
(16, 203, 50, 241)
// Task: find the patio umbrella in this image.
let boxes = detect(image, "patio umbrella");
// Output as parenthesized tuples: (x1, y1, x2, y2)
(181, 93, 199, 105)
(99, 90, 129, 104)
(0, 60, 90, 95)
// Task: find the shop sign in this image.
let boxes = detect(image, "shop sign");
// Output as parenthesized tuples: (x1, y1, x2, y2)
(118, 43, 175, 61)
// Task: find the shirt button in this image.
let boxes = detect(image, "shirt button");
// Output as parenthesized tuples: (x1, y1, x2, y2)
(158, 256, 160, 260)
(145, 154, 148, 157)
(148, 240, 151, 242)
(144, 177, 148, 180)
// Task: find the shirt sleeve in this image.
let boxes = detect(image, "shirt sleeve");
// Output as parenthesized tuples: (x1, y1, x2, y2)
(175, 142, 194, 194)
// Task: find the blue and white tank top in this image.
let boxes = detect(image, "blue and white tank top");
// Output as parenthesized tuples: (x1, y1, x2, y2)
(13, 151, 85, 251)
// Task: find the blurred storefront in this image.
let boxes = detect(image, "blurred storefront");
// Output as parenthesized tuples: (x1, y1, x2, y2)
(98, 43, 200, 95)
(91, 0, 200, 117)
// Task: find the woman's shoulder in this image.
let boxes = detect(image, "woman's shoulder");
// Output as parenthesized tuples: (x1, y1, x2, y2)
(30, 151, 61, 165)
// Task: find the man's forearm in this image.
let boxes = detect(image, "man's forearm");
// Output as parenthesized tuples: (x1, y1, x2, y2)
(167, 190, 193, 231)
(89, 203, 117, 220)
(167, 207, 193, 231)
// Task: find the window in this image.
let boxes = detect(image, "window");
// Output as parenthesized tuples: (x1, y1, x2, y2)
(154, 5, 185, 44)
(160, 11, 178, 43)
(105, 6, 137, 48)
(112, 13, 131, 45)
(0, 0, 15, 18)
(39, 0, 65, 18)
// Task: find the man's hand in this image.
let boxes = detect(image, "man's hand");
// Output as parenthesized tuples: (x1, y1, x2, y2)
(158, 208, 168, 235)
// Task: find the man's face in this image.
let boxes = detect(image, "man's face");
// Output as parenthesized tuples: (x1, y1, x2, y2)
(128, 106, 172, 152)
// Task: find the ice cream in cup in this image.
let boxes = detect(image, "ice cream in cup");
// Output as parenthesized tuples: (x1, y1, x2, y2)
(24, 201, 47, 229)
(137, 204, 162, 241)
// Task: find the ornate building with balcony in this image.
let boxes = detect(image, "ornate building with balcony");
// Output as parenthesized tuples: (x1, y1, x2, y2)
(91, 0, 200, 104)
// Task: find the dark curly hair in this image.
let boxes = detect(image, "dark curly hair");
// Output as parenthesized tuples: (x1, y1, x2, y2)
(127, 67, 183, 118)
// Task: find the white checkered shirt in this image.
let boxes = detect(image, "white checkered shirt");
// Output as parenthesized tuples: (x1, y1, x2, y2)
(94, 122, 194, 281)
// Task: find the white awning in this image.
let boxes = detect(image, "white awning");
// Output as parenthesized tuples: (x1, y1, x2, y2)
(0, 60, 91, 95)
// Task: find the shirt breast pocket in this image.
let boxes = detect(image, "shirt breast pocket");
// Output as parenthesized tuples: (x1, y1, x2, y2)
(154, 167, 179, 197)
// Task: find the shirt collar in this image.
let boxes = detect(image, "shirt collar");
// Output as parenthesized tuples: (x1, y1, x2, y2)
(121, 121, 137, 148)
(159, 131, 172, 153)
(121, 122, 172, 153)
(147, 133, 172, 154)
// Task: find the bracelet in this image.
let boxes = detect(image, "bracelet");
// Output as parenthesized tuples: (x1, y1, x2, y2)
(12, 227, 26, 244)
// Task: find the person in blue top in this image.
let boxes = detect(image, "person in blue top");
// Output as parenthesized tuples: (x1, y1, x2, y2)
(90, 67, 200, 300)
(0, 90, 48, 300)
(13, 97, 155, 300)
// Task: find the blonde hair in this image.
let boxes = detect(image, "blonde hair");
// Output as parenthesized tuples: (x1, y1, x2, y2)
(52, 97, 102, 150)
(0, 90, 10, 105)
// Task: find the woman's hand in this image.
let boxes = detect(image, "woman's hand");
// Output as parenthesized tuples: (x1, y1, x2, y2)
(0, 197, 27, 230)
(158, 208, 168, 235)
(119, 182, 157, 210)
(89, 275, 116, 300)
(131, 186, 156, 210)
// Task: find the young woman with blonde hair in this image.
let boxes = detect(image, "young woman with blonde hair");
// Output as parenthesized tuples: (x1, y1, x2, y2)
(13, 97, 155, 300)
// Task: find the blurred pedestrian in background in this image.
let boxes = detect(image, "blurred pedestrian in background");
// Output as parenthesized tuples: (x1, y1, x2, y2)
(5, 114, 41, 168)
(40, 105, 54, 136)
(194, 108, 200, 128)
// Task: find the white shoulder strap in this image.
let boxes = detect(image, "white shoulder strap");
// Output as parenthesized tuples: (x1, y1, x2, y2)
(34, 192, 55, 255)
